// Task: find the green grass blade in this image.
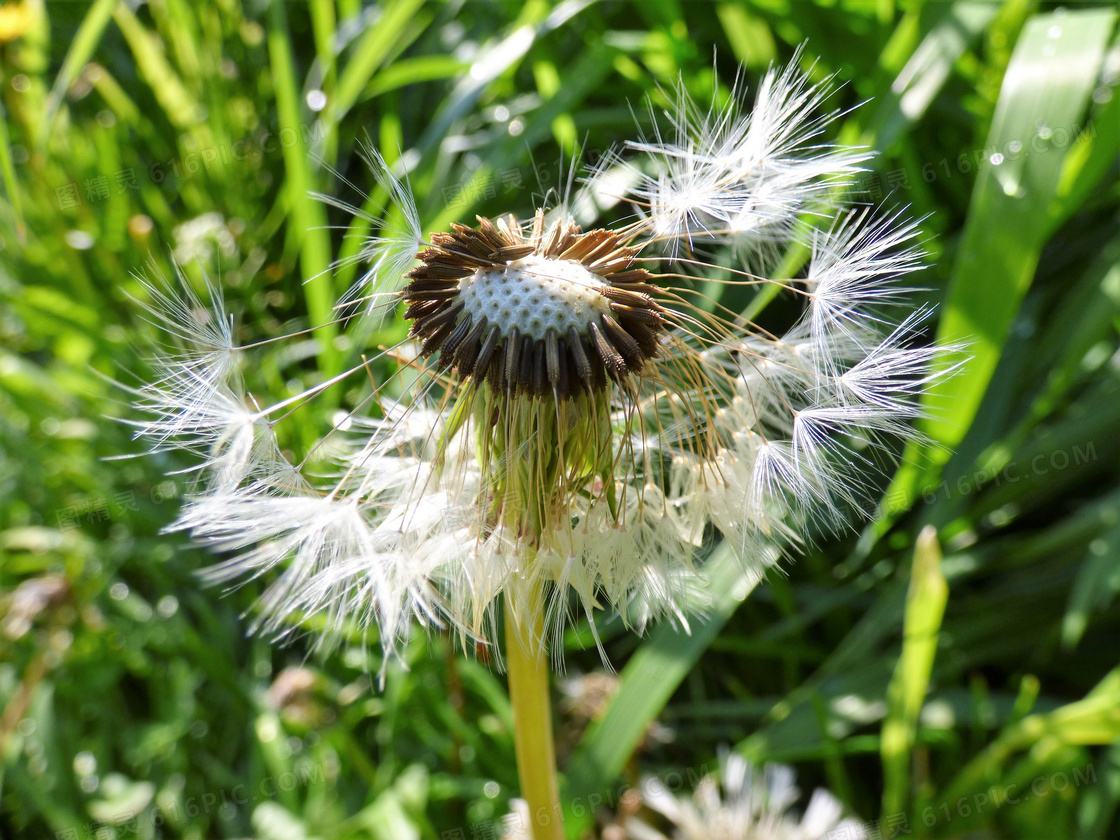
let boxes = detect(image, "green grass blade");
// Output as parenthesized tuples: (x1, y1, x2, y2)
(267, 0, 337, 375)
(939, 666, 1120, 809)
(884, 7, 1118, 516)
(881, 526, 948, 818)
(413, 2, 584, 165)
(716, 2, 776, 69)
(0, 95, 24, 240)
(324, 0, 429, 161)
(332, 0, 427, 119)
(428, 41, 615, 233)
(308, 0, 338, 94)
(1049, 64, 1120, 233)
(112, 2, 202, 129)
(1078, 741, 1120, 840)
(1061, 519, 1120, 650)
(40, 0, 116, 147)
(862, 1, 999, 150)
(364, 55, 467, 98)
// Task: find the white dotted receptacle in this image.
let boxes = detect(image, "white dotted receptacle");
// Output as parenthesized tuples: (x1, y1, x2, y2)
(458, 256, 610, 340)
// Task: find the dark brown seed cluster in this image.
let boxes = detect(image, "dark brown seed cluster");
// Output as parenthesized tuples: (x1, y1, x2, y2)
(404, 211, 667, 399)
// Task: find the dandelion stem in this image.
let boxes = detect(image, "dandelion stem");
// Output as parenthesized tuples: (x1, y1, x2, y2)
(505, 598, 564, 840)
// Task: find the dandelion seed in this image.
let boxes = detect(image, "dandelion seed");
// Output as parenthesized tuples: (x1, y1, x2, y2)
(613, 49, 872, 262)
(313, 145, 424, 326)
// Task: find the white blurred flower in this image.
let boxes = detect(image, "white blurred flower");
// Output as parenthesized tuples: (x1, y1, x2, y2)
(172, 212, 238, 265)
(628, 752, 867, 840)
(127, 56, 949, 672)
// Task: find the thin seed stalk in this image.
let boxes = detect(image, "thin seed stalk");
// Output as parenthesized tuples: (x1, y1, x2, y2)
(505, 595, 564, 840)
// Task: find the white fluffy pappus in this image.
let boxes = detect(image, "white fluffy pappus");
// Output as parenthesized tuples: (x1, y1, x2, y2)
(126, 56, 952, 675)
(614, 48, 873, 261)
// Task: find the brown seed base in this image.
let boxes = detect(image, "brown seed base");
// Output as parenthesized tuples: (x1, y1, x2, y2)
(404, 212, 667, 399)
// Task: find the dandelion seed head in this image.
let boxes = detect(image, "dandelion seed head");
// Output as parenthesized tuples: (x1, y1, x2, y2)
(405, 212, 667, 397)
(126, 55, 956, 668)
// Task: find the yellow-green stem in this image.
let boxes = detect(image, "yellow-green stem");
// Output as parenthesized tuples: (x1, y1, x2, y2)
(505, 600, 564, 840)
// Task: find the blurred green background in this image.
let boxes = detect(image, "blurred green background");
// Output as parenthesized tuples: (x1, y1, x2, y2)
(1, 1, 1119, 838)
